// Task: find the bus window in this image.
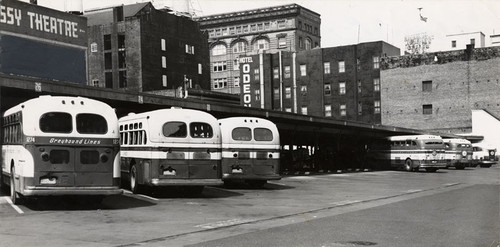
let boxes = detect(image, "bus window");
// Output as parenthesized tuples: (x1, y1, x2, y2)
(163, 122, 187, 138)
(254, 128, 273, 141)
(232, 127, 252, 141)
(77, 113, 108, 134)
(190, 122, 213, 138)
(40, 112, 72, 133)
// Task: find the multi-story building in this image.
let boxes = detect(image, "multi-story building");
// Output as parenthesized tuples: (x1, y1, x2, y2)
(85, 2, 210, 92)
(0, 0, 87, 84)
(380, 46, 500, 134)
(195, 4, 321, 94)
(491, 34, 500, 47)
(238, 41, 400, 124)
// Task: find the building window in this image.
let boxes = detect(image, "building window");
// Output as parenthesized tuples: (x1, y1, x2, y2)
(213, 61, 227, 72)
(373, 56, 380, 69)
(374, 78, 380, 92)
(284, 66, 291, 78)
(213, 78, 228, 89)
(92, 79, 99, 87)
(278, 37, 287, 48)
(374, 100, 381, 114)
(340, 104, 347, 117)
(300, 64, 307, 76)
(325, 105, 332, 117)
(255, 89, 260, 101)
(324, 83, 331, 96)
(338, 61, 345, 73)
(277, 20, 286, 28)
(105, 72, 113, 88)
(274, 88, 280, 100)
(254, 39, 269, 50)
(423, 104, 433, 115)
(185, 44, 195, 54)
(422, 80, 432, 92)
(357, 80, 362, 93)
(299, 37, 303, 49)
(212, 44, 226, 56)
(162, 75, 167, 87)
(118, 50, 126, 68)
(301, 106, 308, 115)
(339, 82, 346, 95)
(357, 58, 361, 71)
(104, 53, 112, 70)
(285, 87, 291, 99)
(273, 67, 279, 79)
(305, 38, 312, 50)
(285, 108, 292, 112)
(90, 43, 98, 53)
(233, 59, 239, 70)
(119, 71, 127, 88)
(162, 56, 167, 68)
(233, 77, 240, 88)
(470, 38, 475, 45)
(324, 62, 330, 74)
(358, 102, 362, 115)
(301, 85, 307, 96)
(198, 63, 202, 75)
(161, 39, 166, 51)
(250, 24, 257, 32)
(233, 41, 246, 53)
(451, 40, 457, 48)
(104, 34, 111, 50)
(254, 69, 260, 81)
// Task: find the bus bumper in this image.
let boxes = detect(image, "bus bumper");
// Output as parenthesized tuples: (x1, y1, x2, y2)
(419, 161, 447, 169)
(21, 187, 123, 196)
(149, 178, 223, 187)
(222, 173, 281, 181)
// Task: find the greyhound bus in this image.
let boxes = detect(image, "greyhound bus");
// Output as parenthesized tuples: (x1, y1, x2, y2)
(119, 108, 222, 194)
(443, 138, 472, 169)
(218, 117, 280, 187)
(367, 135, 447, 172)
(1, 96, 122, 205)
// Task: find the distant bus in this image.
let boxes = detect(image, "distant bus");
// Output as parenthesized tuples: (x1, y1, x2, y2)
(119, 108, 222, 194)
(442, 138, 472, 169)
(218, 117, 280, 187)
(1, 96, 122, 205)
(367, 135, 447, 172)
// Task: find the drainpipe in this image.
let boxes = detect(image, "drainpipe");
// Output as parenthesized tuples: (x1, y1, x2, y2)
(292, 52, 297, 113)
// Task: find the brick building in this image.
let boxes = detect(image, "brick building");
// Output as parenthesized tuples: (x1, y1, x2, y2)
(238, 41, 400, 124)
(85, 2, 210, 92)
(380, 46, 500, 134)
(195, 4, 321, 94)
(0, 0, 87, 84)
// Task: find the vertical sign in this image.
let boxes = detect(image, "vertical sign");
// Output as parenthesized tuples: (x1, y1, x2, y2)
(240, 56, 253, 107)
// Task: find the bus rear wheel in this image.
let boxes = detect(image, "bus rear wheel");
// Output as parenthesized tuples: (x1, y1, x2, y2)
(10, 167, 22, 205)
(404, 159, 413, 172)
(130, 165, 141, 194)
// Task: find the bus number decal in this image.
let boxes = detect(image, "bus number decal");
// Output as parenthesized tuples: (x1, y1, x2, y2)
(26, 137, 36, 143)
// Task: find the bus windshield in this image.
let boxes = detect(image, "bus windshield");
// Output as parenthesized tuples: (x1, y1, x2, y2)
(232, 127, 252, 141)
(163, 122, 187, 138)
(254, 128, 273, 141)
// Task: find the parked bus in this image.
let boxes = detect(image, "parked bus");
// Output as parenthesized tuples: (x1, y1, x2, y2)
(1, 96, 122, 205)
(443, 138, 472, 169)
(218, 117, 280, 187)
(119, 108, 222, 194)
(367, 135, 447, 172)
(472, 144, 497, 168)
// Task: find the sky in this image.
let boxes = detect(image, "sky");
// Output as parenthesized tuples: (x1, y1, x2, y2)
(33, 0, 500, 53)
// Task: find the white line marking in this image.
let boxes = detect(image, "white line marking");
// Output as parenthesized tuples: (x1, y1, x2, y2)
(123, 190, 159, 201)
(3, 196, 24, 214)
(195, 218, 252, 229)
(405, 189, 423, 194)
(328, 200, 361, 206)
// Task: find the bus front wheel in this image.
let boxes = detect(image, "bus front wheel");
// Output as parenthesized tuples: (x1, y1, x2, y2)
(10, 167, 22, 205)
(404, 159, 413, 172)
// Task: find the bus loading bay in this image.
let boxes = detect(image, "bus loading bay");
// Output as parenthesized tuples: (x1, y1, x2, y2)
(1, 166, 499, 247)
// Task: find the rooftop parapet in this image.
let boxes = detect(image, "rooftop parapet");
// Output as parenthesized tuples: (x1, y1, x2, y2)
(381, 46, 500, 70)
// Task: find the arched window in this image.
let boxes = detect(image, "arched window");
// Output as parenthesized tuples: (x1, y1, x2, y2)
(305, 38, 312, 50)
(253, 39, 269, 51)
(212, 44, 227, 56)
(232, 41, 247, 53)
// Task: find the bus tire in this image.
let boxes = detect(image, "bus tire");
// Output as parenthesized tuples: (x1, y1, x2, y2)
(10, 167, 22, 205)
(404, 159, 413, 172)
(130, 165, 141, 194)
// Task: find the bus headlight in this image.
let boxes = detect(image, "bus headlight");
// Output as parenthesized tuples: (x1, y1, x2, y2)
(41, 152, 50, 162)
